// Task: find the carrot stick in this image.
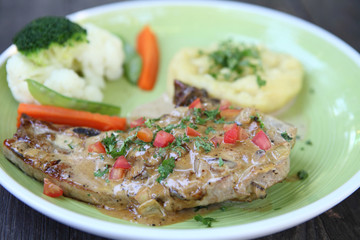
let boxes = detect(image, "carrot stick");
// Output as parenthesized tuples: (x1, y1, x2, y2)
(136, 25, 159, 91)
(17, 103, 127, 131)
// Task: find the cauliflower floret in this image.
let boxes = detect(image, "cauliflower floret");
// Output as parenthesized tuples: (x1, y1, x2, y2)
(6, 22, 125, 104)
(6, 54, 56, 103)
(77, 24, 125, 88)
(44, 69, 103, 101)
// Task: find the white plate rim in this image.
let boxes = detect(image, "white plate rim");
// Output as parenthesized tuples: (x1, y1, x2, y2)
(0, 1, 359, 239)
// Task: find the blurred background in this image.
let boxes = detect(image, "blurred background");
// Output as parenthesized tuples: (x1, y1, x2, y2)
(1, 0, 359, 52)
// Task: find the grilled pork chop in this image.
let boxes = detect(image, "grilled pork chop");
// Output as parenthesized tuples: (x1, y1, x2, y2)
(3, 100, 296, 223)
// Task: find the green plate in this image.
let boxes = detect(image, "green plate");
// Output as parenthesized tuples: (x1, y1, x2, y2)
(1, 1, 359, 239)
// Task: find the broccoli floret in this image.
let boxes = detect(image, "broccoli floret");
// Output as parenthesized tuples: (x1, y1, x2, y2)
(13, 16, 87, 66)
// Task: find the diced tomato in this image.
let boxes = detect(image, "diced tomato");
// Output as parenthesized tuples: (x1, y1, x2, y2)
(186, 126, 201, 137)
(109, 168, 126, 180)
(223, 123, 237, 131)
(188, 98, 202, 109)
(113, 156, 132, 169)
(224, 124, 239, 144)
(153, 130, 175, 148)
(137, 128, 153, 142)
(43, 178, 63, 198)
(130, 117, 146, 128)
(220, 109, 241, 120)
(210, 136, 223, 147)
(88, 141, 106, 153)
(252, 130, 271, 150)
(219, 99, 231, 111)
(238, 126, 249, 141)
(109, 156, 130, 181)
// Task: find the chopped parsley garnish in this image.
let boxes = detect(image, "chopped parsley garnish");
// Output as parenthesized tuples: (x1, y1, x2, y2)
(204, 109, 220, 120)
(205, 126, 216, 134)
(94, 165, 109, 177)
(256, 75, 266, 87)
(68, 143, 74, 149)
(179, 116, 190, 129)
(164, 124, 179, 133)
(144, 117, 161, 128)
(102, 133, 135, 158)
(194, 214, 216, 227)
(281, 132, 293, 142)
(250, 113, 265, 129)
(195, 116, 207, 125)
(157, 148, 167, 158)
(204, 40, 264, 83)
(297, 170, 309, 180)
(189, 122, 198, 130)
(134, 139, 148, 151)
(102, 133, 118, 153)
(194, 136, 213, 153)
(214, 117, 225, 124)
(218, 157, 224, 167)
(157, 157, 176, 182)
(305, 140, 313, 146)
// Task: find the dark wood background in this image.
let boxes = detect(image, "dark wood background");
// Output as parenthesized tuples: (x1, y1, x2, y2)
(0, 0, 359, 239)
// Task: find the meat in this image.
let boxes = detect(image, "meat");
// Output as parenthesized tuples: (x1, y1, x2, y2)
(3, 100, 296, 223)
(174, 80, 219, 107)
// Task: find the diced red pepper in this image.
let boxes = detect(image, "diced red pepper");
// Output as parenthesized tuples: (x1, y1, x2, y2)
(113, 156, 132, 169)
(220, 109, 241, 120)
(130, 117, 146, 128)
(188, 98, 202, 109)
(224, 124, 239, 144)
(137, 128, 153, 142)
(88, 141, 106, 154)
(43, 178, 63, 198)
(219, 99, 231, 111)
(252, 130, 271, 150)
(210, 136, 223, 147)
(153, 130, 175, 147)
(186, 126, 201, 137)
(109, 168, 126, 180)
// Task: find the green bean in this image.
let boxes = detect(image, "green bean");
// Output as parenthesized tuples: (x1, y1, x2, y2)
(26, 79, 120, 115)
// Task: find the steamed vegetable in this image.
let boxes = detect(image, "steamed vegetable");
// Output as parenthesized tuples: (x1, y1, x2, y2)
(17, 103, 126, 131)
(136, 25, 160, 90)
(123, 41, 142, 85)
(7, 16, 125, 104)
(26, 79, 120, 115)
(13, 16, 87, 66)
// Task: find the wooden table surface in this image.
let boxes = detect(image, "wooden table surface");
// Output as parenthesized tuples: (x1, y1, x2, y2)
(0, 0, 359, 239)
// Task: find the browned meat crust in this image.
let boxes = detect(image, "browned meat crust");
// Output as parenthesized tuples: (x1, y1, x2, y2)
(174, 80, 220, 107)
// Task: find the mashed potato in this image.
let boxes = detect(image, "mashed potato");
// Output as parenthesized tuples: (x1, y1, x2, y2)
(167, 43, 303, 113)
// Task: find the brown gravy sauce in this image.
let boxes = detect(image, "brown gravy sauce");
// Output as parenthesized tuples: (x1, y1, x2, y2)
(98, 204, 220, 226)
(98, 93, 298, 226)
